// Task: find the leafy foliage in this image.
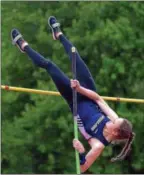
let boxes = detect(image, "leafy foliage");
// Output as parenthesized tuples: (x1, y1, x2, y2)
(1, 1, 144, 174)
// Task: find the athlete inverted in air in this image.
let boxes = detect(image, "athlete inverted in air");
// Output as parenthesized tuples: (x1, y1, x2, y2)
(11, 16, 135, 173)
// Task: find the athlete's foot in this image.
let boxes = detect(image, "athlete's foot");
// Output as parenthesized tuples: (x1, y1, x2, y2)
(48, 16, 63, 40)
(73, 138, 85, 153)
(11, 29, 28, 53)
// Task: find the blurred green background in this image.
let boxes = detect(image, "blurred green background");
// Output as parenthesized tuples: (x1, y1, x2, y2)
(1, 1, 144, 174)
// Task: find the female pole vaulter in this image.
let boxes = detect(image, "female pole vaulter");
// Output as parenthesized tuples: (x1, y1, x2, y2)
(11, 16, 135, 173)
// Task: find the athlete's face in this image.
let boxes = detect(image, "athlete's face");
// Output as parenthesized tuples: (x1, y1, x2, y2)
(112, 118, 124, 137)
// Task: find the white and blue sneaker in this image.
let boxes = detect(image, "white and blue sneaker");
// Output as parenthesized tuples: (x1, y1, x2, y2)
(48, 16, 62, 40)
(11, 28, 28, 53)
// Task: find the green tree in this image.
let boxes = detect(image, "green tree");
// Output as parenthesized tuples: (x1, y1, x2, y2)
(1, 1, 144, 174)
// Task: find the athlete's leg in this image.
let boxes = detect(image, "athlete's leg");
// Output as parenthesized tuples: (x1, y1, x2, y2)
(48, 16, 96, 92)
(59, 35, 96, 92)
(11, 29, 73, 104)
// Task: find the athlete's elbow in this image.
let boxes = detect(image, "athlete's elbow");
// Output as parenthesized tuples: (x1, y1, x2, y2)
(80, 163, 89, 173)
(80, 166, 86, 173)
(95, 95, 101, 103)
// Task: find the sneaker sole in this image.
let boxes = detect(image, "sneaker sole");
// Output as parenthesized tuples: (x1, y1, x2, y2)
(11, 29, 25, 53)
(48, 16, 57, 40)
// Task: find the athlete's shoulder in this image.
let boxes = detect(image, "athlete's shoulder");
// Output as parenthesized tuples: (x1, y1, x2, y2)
(88, 137, 105, 149)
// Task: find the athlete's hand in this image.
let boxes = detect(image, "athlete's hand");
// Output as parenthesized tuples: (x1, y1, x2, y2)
(73, 138, 85, 153)
(71, 79, 80, 90)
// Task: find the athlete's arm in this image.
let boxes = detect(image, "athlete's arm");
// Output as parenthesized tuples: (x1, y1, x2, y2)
(96, 100, 119, 122)
(71, 79, 101, 100)
(80, 145, 104, 172)
(71, 80, 119, 122)
(73, 138, 104, 173)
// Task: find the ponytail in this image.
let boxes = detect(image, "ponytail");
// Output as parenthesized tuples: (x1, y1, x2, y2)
(111, 132, 135, 162)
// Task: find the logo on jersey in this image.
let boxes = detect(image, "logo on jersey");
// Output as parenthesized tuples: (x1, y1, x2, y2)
(91, 115, 105, 132)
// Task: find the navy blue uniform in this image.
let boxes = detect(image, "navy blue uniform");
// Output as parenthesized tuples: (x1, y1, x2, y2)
(24, 34, 110, 146)
(77, 101, 110, 146)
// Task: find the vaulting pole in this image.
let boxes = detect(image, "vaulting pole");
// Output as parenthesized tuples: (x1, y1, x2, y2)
(71, 46, 81, 174)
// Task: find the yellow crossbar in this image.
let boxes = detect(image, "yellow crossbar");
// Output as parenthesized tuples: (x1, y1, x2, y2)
(1, 85, 144, 103)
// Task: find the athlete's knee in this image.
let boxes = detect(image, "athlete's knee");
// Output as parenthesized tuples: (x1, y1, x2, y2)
(34, 58, 49, 69)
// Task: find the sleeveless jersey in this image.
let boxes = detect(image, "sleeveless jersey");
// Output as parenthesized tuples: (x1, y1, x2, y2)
(76, 100, 110, 146)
